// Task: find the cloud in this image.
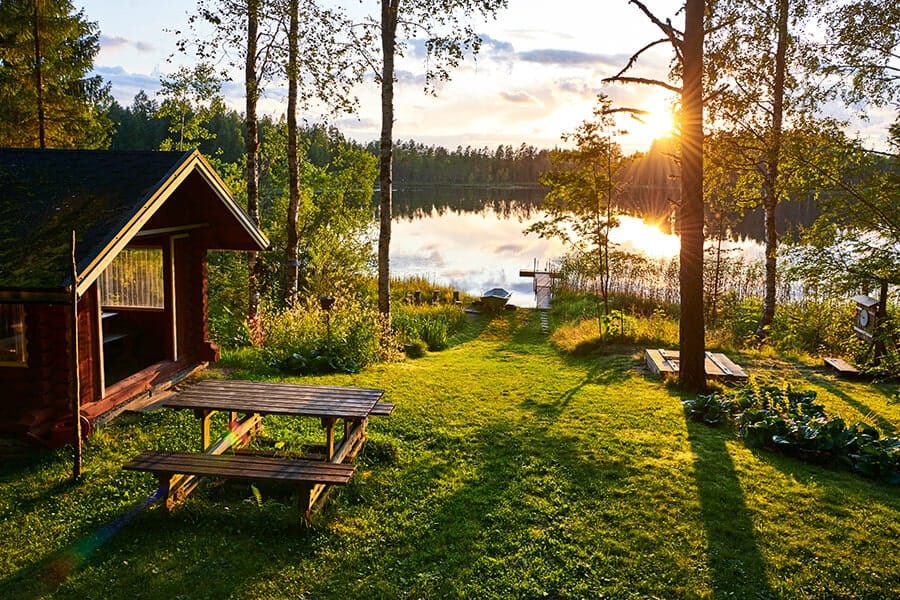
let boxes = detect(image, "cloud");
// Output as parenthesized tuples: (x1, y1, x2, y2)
(556, 78, 602, 98)
(99, 34, 155, 53)
(396, 70, 427, 86)
(500, 91, 540, 105)
(92, 66, 160, 103)
(479, 33, 516, 57)
(494, 243, 527, 255)
(519, 49, 627, 67)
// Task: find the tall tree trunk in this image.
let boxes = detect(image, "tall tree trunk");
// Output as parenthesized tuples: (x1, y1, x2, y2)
(377, 0, 397, 319)
(678, 0, 706, 392)
(246, 0, 261, 322)
(32, 0, 45, 148)
(285, 0, 300, 303)
(756, 0, 789, 341)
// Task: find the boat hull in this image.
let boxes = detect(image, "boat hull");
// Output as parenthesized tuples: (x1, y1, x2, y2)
(480, 288, 512, 311)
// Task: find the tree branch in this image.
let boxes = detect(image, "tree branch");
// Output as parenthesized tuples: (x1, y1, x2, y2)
(628, 0, 683, 51)
(602, 75, 681, 94)
(608, 38, 671, 80)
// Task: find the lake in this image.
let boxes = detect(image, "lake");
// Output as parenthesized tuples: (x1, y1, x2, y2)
(385, 187, 767, 308)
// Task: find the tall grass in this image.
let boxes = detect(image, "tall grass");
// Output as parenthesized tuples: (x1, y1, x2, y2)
(392, 303, 467, 352)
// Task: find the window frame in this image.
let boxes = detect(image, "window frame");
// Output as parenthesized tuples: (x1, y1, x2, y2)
(98, 247, 165, 310)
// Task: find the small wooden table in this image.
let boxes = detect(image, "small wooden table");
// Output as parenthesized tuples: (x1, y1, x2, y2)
(151, 379, 392, 517)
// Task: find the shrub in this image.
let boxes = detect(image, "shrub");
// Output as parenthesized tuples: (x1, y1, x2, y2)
(404, 339, 428, 359)
(261, 297, 399, 375)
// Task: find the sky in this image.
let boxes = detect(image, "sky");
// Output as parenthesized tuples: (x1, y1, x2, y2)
(78, 0, 895, 154)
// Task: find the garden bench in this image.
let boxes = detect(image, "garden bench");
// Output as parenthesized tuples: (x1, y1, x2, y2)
(123, 450, 356, 520)
(369, 402, 395, 416)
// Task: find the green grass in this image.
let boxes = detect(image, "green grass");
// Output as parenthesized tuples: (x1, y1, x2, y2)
(1, 311, 899, 599)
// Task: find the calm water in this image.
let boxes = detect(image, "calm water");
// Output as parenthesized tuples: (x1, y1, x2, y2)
(385, 187, 765, 308)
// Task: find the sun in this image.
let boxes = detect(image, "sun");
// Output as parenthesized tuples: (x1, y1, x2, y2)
(610, 216, 680, 259)
(627, 95, 677, 150)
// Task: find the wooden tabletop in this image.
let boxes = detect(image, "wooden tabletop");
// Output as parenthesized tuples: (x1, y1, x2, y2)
(162, 379, 384, 419)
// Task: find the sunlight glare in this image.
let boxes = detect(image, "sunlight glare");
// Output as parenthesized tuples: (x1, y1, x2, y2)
(611, 216, 680, 260)
(626, 95, 677, 150)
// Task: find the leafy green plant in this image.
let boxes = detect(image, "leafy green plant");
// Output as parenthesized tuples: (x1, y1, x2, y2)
(695, 384, 900, 482)
(683, 393, 736, 426)
(404, 339, 428, 359)
(392, 303, 466, 351)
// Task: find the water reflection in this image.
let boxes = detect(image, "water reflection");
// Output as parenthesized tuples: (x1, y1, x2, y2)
(390, 204, 564, 308)
(386, 187, 775, 309)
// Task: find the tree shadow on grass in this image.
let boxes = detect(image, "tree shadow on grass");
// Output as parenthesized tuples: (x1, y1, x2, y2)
(522, 354, 635, 420)
(805, 373, 897, 435)
(684, 414, 777, 599)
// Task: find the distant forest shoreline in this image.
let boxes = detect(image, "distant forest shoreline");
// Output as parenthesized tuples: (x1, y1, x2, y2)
(107, 100, 818, 240)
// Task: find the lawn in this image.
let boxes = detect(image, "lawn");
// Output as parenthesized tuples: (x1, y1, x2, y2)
(1, 311, 898, 599)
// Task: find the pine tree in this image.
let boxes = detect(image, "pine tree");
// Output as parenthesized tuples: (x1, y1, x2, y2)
(0, 0, 111, 148)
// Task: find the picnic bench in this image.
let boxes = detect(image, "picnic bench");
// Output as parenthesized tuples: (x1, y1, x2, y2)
(123, 380, 393, 521)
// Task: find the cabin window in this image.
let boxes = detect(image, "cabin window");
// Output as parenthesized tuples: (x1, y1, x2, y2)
(99, 248, 165, 309)
(0, 304, 26, 365)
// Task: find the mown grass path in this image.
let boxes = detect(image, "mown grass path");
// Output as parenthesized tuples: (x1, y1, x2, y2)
(1, 311, 898, 599)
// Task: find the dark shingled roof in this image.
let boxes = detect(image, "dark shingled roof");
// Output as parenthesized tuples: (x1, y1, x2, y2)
(0, 149, 191, 292)
(0, 148, 269, 299)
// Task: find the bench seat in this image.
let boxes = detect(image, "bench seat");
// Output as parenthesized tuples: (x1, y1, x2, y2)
(123, 451, 356, 517)
(124, 451, 356, 484)
(369, 402, 395, 416)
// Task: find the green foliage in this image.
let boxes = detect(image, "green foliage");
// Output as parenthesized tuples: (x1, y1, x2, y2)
(256, 120, 377, 303)
(392, 303, 467, 352)
(0, 0, 112, 148)
(685, 385, 900, 482)
(549, 298, 679, 354)
(386, 139, 553, 185)
(107, 92, 168, 151)
(156, 63, 223, 152)
(404, 338, 428, 359)
(768, 299, 860, 356)
(262, 297, 398, 375)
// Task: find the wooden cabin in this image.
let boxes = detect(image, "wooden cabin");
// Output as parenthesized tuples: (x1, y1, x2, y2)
(0, 149, 268, 445)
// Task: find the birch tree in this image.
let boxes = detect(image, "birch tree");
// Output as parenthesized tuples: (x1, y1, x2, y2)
(703, 0, 834, 341)
(352, 0, 509, 320)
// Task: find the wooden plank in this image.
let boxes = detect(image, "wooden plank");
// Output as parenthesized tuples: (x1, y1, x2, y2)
(824, 357, 860, 376)
(645, 348, 677, 375)
(369, 402, 395, 416)
(707, 352, 748, 380)
(162, 412, 261, 504)
(123, 451, 356, 485)
(644, 348, 747, 381)
(164, 380, 384, 419)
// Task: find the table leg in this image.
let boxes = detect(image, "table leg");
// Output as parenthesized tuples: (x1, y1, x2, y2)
(322, 417, 336, 461)
(195, 409, 213, 451)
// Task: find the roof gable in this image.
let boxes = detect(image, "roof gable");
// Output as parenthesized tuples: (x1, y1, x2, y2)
(0, 149, 267, 300)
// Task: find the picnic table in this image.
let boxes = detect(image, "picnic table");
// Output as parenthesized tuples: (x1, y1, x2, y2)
(123, 379, 393, 520)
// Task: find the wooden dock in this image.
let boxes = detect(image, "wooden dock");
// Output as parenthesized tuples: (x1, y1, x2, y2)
(644, 348, 748, 382)
(520, 267, 559, 333)
(520, 268, 559, 309)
